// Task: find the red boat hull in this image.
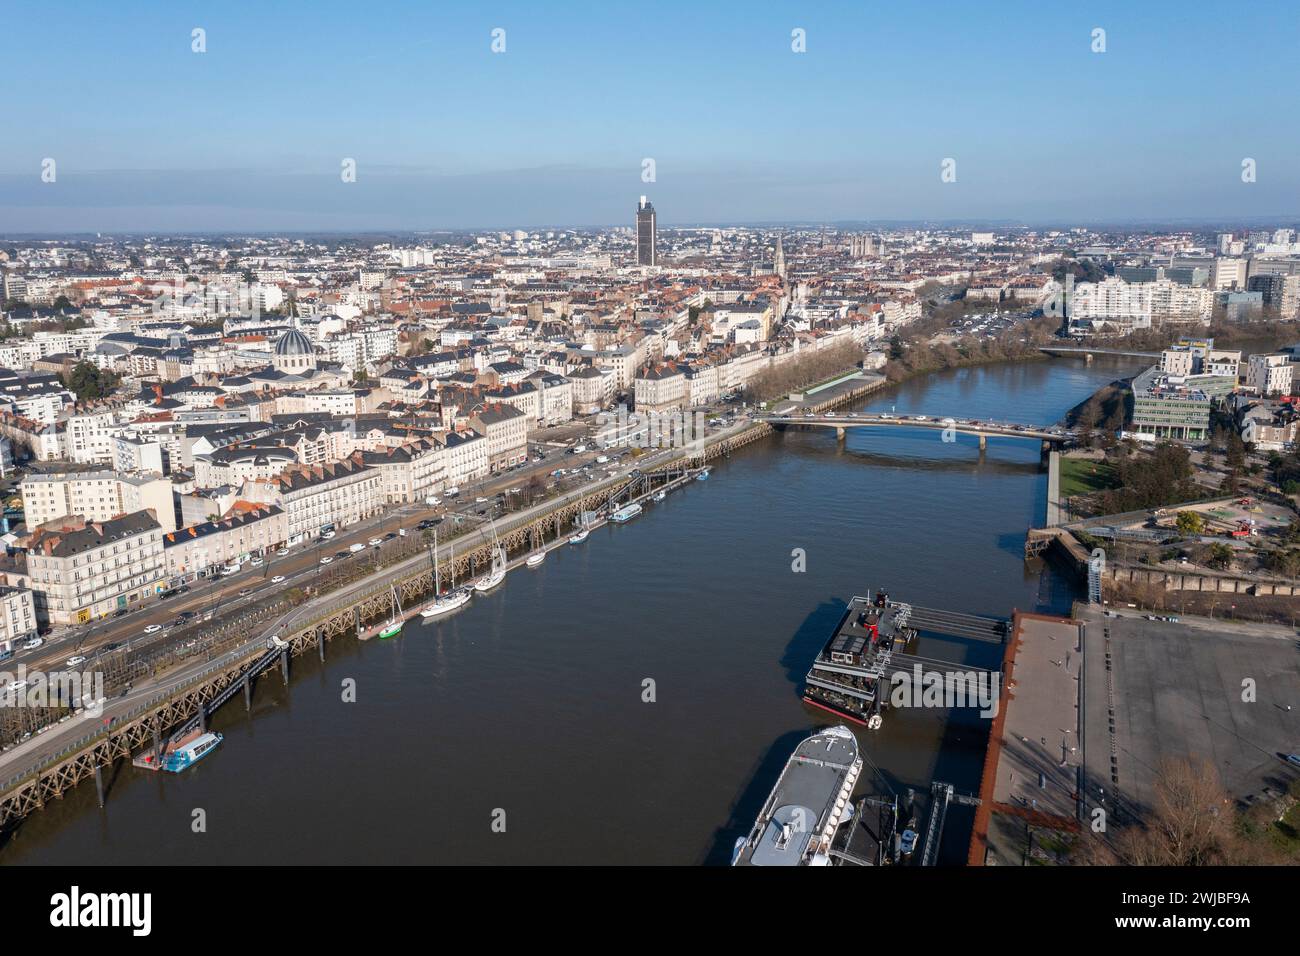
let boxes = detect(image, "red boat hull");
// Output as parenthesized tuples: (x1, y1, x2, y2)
(802, 696, 870, 726)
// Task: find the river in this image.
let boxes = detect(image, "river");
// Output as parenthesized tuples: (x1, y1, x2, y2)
(2, 356, 1143, 865)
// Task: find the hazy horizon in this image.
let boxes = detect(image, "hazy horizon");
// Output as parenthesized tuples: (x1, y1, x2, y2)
(3, 1, 1298, 232)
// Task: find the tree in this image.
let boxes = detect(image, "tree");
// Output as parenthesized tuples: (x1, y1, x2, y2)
(1206, 543, 1233, 570)
(1111, 757, 1240, 865)
(63, 361, 119, 401)
(1175, 511, 1204, 536)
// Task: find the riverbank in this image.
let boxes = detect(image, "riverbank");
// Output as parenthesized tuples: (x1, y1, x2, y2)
(1, 358, 1139, 865)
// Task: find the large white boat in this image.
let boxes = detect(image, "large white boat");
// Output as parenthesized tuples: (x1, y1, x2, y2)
(526, 551, 546, 568)
(732, 726, 862, 866)
(568, 528, 589, 545)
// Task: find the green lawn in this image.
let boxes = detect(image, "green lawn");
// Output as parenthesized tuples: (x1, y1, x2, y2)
(1059, 457, 1120, 498)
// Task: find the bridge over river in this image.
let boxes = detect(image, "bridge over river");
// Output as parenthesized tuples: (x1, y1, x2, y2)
(759, 412, 1074, 449)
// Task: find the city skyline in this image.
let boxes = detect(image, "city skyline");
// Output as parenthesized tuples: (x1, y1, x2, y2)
(2, 1, 1299, 232)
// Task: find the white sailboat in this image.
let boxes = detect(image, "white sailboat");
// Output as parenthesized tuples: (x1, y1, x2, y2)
(378, 583, 403, 639)
(526, 550, 546, 568)
(421, 529, 471, 619)
(568, 511, 590, 545)
(474, 519, 508, 592)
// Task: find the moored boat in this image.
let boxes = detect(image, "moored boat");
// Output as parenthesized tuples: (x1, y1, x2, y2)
(568, 528, 589, 545)
(420, 529, 472, 618)
(696, 468, 710, 481)
(610, 502, 642, 523)
(732, 726, 862, 866)
(526, 551, 546, 568)
(379, 583, 403, 639)
(161, 732, 224, 773)
(420, 587, 471, 618)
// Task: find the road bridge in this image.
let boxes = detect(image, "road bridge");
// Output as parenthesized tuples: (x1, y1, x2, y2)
(759, 412, 1072, 449)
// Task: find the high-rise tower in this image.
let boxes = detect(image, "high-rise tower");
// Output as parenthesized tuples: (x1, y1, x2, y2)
(773, 235, 786, 279)
(636, 196, 657, 266)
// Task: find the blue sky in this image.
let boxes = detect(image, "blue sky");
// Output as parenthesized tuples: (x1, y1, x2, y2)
(1, 0, 1298, 232)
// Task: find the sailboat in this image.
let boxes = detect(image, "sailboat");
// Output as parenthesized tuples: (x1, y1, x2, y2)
(378, 583, 403, 639)
(526, 550, 546, 568)
(568, 511, 590, 545)
(474, 519, 508, 592)
(420, 530, 471, 619)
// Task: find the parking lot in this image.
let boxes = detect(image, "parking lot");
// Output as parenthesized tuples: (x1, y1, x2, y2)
(1081, 608, 1300, 823)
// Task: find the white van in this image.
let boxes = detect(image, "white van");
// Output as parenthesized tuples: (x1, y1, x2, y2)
(348, 542, 365, 554)
(445, 486, 460, 497)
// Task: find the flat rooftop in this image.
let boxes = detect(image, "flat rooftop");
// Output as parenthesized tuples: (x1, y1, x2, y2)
(1081, 609, 1300, 824)
(978, 613, 1082, 865)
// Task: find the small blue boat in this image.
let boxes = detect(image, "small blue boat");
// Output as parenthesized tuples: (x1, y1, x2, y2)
(162, 732, 223, 772)
(696, 468, 710, 481)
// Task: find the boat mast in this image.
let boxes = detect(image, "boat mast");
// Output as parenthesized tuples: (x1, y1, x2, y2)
(432, 528, 441, 595)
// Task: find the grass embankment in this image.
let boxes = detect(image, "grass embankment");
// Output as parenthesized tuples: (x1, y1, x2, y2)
(1058, 457, 1120, 498)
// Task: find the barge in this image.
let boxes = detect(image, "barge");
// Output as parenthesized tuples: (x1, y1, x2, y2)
(802, 591, 915, 726)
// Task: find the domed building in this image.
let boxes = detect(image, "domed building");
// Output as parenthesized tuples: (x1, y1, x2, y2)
(273, 326, 317, 374)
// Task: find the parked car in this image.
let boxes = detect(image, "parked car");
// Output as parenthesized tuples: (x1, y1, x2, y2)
(276, 548, 290, 556)
(249, 557, 264, 567)
(320, 556, 334, 565)
(65, 656, 87, 667)
(368, 537, 382, 546)
(238, 588, 251, 597)
(21, 637, 43, 650)
(271, 575, 286, 584)
(143, 624, 162, 634)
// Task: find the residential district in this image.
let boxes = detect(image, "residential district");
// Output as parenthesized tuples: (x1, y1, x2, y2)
(0, 211, 1298, 658)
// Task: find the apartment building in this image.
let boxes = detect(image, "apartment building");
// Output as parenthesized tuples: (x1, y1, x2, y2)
(0, 586, 38, 650)
(635, 363, 688, 413)
(21, 470, 177, 533)
(1246, 353, 1294, 397)
(569, 366, 612, 415)
(435, 428, 489, 488)
(162, 505, 287, 580)
(25, 511, 166, 625)
(240, 458, 381, 545)
(361, 438, 444, 504)
(468, 404, 528, 473)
